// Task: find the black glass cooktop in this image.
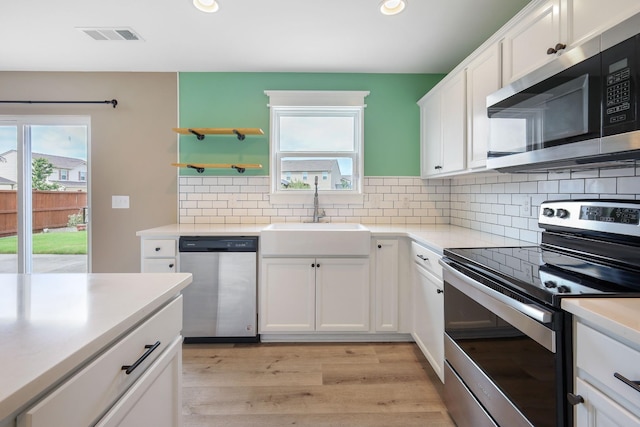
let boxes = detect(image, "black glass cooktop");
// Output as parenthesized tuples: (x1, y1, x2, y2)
(443, 246, 640, 307)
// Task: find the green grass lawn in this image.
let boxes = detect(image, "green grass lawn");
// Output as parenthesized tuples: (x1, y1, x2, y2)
(0, 231, 87, 254)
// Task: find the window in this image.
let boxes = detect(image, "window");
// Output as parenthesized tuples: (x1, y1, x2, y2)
(79, 171, 86, 181)
(60, 169, 68, 180)
(265, 91, 369, 203)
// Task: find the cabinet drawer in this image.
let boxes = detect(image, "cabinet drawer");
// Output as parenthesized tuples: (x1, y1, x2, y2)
(143, 258, 177, 273)
(576, 322, 640, 409)
(142, 239, 176, 258)
(411, 241, 442, 279)
(18, 296, 183, 427)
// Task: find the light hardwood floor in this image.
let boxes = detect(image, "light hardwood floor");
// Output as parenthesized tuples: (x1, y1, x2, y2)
(182, 342, 455, 427)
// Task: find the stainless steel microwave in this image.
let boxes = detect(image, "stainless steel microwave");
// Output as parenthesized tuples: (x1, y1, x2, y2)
(486, 11, 640, 172)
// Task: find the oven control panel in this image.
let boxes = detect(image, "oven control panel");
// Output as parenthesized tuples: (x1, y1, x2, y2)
(539, 200, 640, 237)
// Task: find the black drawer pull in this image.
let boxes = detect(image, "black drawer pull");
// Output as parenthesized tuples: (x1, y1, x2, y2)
(121, 341, 161, 375)
(567, 393, 584, 405)
(169, 263, 175, 268)
(417, 254, 429, 261)
(155, 247, 161, 252)
(437, 289, 444, 294)
(614, 372, 640, 393)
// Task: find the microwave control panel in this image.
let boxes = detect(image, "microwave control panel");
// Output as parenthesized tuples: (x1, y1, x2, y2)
(602, 34, 638, 135)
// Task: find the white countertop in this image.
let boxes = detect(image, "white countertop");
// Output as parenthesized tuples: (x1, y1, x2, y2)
(562, 298, 640, 347)
(0, 273, 192, 423)
(137, 223, 527, 253)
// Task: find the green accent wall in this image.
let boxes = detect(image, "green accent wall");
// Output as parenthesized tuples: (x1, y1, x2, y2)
(178, 72, 444, 176)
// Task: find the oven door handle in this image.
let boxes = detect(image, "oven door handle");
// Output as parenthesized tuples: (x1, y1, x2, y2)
(441, 260, 556, 353)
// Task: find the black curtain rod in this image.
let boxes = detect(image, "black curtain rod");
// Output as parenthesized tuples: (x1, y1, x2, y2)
(0, 99, 118, 108)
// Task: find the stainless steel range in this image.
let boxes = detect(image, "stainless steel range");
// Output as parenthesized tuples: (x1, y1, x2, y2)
(440, 199, 640, 427)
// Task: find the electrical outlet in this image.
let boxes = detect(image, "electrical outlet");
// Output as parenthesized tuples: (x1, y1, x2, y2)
(520, 196, 531, 216)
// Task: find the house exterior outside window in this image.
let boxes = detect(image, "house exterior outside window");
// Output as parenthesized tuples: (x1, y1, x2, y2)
(265, 90, 368, 204)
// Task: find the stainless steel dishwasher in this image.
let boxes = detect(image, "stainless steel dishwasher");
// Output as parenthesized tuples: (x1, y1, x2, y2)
(179, 236, 258, 343)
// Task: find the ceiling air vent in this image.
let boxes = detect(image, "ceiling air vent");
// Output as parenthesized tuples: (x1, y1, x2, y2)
(78, 27, 143, 41)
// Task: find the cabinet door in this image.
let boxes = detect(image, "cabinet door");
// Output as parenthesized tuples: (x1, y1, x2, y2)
(96, 336, 182, 427)
(315, 258, 370, 332)
(420, 92, 442, 177)
(466, 44, 501, 169)
(568, 0, 640, 48)
(440, 70, 466, 174)
(502, 0, 562, 85)
(412, 264, 444, 382)
(374, 239, 399, 332)
(259, 258, 316, 332)
(575, 377, 640, 427)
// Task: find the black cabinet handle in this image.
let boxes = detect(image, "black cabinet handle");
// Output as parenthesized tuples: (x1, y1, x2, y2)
(169, 263, 174, 268)
(155, 247, 161, 252)
(547, 42, 567, 54)
(614, 372, 640, 393)
(378, 244, 382, 249)
(567, 393, 584, 405)
(434, 165, 442, 170)
(437, 289, 444, 294)
(311, 263, 315, 268)
(417, 254, 429, 261)
(121, 341, 161, 375)
(316, 263, 320, 268)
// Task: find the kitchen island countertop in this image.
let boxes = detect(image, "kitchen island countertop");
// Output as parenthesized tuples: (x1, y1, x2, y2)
(136, 223, 528, 253)
(0, 273, 192, 424)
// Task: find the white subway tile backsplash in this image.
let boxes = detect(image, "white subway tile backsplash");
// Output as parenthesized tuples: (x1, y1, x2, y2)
(178, 168, 640, 243)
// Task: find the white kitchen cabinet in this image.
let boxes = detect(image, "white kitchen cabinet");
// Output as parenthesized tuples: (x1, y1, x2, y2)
(502, 0, 562, 85)
(410, 242, 444, 382)
(259, 257, 369, 333)
(17, 295, 184, 427)
(419, 70, 466, 177)
(466, 43, 501, 169)
(571, 320, 640, 426)
(373, 239, 399, 332)
(502, 0, 640, 86)
(141, 238, 177, 272)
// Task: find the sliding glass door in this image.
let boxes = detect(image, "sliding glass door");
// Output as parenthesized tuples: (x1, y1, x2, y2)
(0, 116, 89, 273)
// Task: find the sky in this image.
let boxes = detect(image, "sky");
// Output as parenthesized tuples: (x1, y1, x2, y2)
(0, 125, 87, 160)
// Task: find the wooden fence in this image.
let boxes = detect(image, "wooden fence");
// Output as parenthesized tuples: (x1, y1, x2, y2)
(0, 190, 87, 237)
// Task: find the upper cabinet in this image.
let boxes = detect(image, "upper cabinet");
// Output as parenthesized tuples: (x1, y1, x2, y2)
(466, 44, 501, 169)
(502, 0, 640, 86)
(419, 0, 640, 178)
(419, 70, 466, 178)
(501, 0, 562, 85)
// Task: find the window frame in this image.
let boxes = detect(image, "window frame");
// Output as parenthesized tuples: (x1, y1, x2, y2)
(265, 90, 369, 205)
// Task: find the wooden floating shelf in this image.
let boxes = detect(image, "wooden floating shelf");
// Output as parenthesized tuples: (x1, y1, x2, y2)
(172, 127, 264, 141)
(172, 163, 263, 174)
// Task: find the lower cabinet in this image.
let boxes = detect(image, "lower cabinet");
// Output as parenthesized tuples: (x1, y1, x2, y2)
(260, 257, 370, 333)
(140, 238, 177, 272)
(571, 320, 640, 426)
(413, 263, 444, 382)
(411, 242, 444, 382)
(17, 296, 183, 427)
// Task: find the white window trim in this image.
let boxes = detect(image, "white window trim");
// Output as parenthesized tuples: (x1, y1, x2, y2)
(265, 90, 369, 205)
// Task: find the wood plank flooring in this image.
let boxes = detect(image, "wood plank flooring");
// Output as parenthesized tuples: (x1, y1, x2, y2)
(182, 342, 455, 427)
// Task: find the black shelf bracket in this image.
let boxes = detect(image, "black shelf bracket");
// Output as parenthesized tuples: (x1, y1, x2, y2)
(232, 129, 246, 141)
(187, 129, 206, 140)
(186, 164, 206, 173)
(231, 165, 246, 173)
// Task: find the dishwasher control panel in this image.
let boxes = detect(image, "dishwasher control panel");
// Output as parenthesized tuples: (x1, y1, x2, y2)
(179, 236, 258, 252)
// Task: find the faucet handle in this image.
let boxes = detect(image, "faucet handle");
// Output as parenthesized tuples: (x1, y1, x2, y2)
(315, 175, 318, 185)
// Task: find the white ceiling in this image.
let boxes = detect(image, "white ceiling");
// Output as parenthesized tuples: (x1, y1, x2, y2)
(0, 0, 530, 73)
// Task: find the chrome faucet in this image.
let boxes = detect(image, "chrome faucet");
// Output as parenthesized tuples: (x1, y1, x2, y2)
(312, 175, 325, 223)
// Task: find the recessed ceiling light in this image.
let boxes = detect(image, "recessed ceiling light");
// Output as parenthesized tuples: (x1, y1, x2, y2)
(380, 0, 406, 16)
(193, 0, 219, 13)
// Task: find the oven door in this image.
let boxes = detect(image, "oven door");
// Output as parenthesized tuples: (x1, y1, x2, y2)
(441, 260, 567, 427)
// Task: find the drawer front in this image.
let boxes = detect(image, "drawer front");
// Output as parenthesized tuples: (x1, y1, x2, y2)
(142, 239, 176, 258)
(576, 321, 640, 410)
(18, 296, 183, 427)
(143, 258, 177, 273)
(411, 241, 442, 278)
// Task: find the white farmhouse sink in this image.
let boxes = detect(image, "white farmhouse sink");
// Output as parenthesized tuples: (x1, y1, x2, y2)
(261, 223, 370, 256)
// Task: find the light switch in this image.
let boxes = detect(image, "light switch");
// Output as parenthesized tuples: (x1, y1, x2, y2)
(112, 195, 130, 209)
